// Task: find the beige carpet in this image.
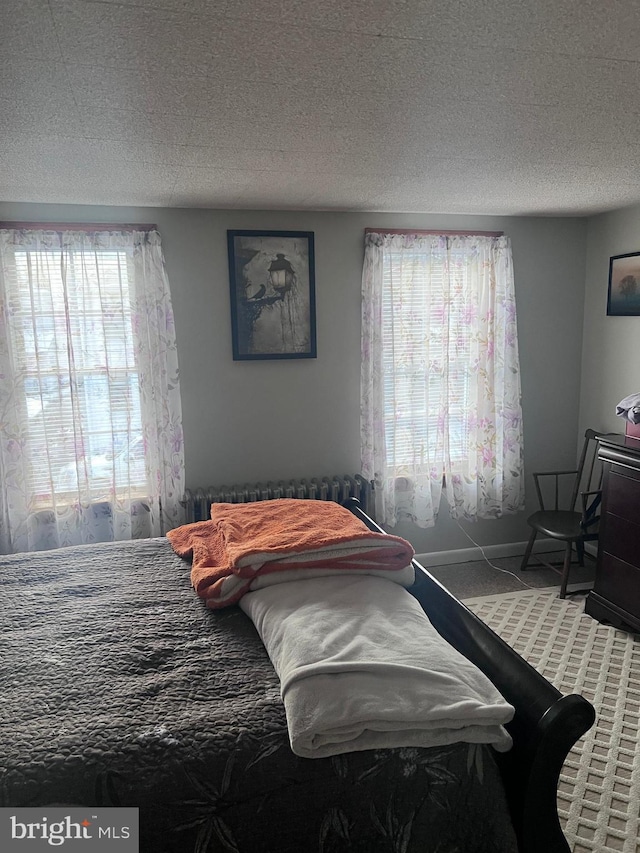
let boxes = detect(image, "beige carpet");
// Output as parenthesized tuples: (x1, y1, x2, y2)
(464, 588, 640, 853)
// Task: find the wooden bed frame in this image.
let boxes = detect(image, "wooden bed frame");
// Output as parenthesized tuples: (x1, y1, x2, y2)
(344, 498, 596, 853)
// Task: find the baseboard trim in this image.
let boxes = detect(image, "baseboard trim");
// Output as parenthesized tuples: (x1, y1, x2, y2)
(415, 538, 592, 568)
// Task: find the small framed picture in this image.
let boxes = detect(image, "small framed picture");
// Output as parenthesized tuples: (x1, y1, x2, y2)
(227, 230, 317, 359)
(607, 252, 640, 316)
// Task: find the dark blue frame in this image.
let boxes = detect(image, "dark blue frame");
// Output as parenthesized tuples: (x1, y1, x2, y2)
(607, 251, 640, 316)
(227, 229, 317, 360)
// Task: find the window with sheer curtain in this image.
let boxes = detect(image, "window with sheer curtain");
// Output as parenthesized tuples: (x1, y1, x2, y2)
(0, 227, 185, 554)
(361, 231, 525, 529)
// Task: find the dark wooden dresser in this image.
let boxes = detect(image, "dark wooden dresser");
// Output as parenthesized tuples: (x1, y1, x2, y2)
(585, 433, 640, 631)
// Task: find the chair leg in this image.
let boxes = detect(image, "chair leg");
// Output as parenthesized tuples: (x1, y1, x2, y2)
(521, 529, 537, 572)
(575, 538, 585, 567)
(559, 541, 572, 599)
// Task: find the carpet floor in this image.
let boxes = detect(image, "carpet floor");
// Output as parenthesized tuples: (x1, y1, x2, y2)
(463, 588, 640, 853)
(427, 551, 597, 599)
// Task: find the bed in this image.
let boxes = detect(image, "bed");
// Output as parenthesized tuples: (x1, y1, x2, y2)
(0, 498, 595, 853)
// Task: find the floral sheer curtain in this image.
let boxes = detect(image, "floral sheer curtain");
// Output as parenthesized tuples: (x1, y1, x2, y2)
(0, 228, 185, 554)
(361, 232, 524, 528)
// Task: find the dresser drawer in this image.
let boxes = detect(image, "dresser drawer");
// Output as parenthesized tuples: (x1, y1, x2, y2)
(606, 470, 640, 522)
(595, 552, 640, 616)
(601, 511, 640, 567)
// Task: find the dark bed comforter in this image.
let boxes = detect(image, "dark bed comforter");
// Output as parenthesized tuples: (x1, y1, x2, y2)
(1, 538, 518, 852)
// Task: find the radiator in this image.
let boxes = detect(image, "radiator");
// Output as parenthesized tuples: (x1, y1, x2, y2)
(181, 474, 373, 523)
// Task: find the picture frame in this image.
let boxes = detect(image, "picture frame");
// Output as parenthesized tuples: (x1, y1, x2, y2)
(227, 230, 317, 360)
(607, 252, 640, 316)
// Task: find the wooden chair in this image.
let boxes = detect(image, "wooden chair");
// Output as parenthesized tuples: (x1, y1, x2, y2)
(520, 428, 603, 598)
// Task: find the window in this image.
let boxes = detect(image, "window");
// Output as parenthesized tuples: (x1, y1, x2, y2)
(382, 246, 472, 467)
(361, 231, 524, 528)
(0, 227, 184, 553)
(9, 246, 144, 505)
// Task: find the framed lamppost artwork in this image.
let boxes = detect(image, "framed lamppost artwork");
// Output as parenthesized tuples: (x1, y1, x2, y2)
(607, 251, 640, 316)
(227, 230, 317, 359)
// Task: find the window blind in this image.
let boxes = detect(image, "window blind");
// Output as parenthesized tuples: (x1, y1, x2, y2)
(5, 246, 145, 502)
(382, 245, 472, 467)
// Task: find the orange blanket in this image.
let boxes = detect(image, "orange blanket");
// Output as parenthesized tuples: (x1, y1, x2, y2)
(167, 499, 415, 608)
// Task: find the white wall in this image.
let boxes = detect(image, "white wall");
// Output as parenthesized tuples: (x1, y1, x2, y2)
(581, 205, 640, 437)
(0, 201, 588, 553)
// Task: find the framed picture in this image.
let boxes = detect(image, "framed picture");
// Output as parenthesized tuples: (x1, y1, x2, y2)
(607, 252, 640, 316)
(227, 230, 317, 360)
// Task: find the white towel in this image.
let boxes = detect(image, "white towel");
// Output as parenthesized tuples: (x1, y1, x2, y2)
(240, 575, 514, 759)
(248, 562, 415, 591)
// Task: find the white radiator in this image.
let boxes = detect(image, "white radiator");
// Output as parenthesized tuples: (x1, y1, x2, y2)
(181, 474, 373, 523)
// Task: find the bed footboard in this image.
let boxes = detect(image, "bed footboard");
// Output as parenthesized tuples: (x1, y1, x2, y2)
(343, 498, 596, 853)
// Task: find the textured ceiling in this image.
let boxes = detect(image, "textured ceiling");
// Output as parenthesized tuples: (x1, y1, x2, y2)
(3, 0, 640, 215)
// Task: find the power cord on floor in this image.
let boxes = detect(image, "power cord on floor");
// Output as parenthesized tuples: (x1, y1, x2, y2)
(454, 518, 537, 590)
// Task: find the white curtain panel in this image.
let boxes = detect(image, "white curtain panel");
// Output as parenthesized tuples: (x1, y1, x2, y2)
(361, 232, 525, 528)
(0, 228, 185, 553)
